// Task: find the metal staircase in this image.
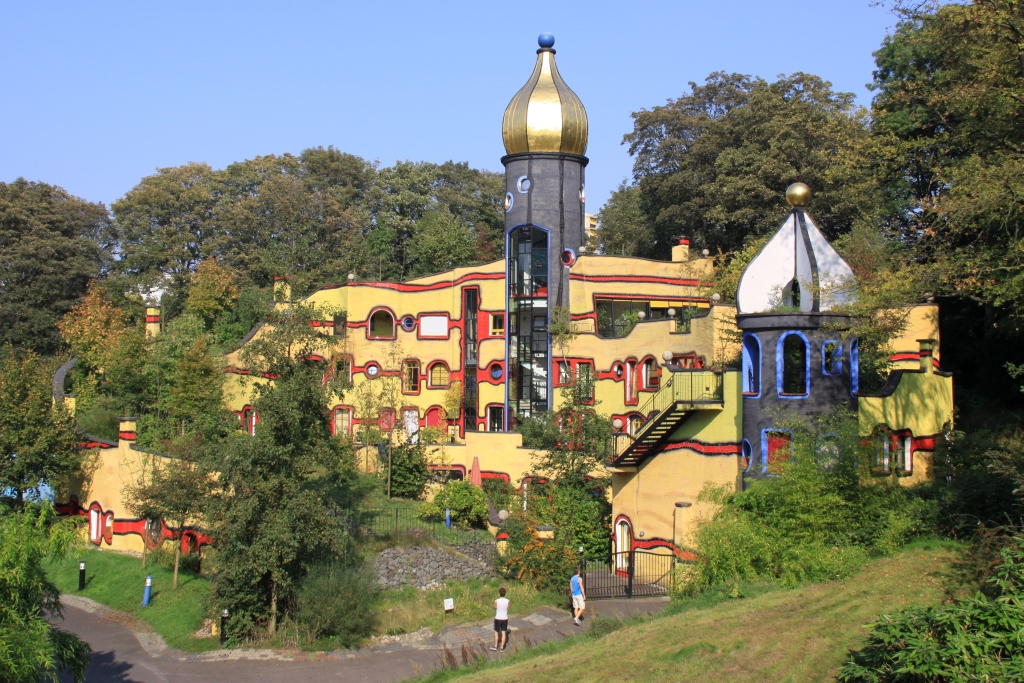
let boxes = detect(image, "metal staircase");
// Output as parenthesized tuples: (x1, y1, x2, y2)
(608, 370, 725, 468)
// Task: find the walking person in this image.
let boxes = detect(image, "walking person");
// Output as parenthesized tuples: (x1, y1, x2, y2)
(571, 566, 586, 625)
(491, 586, 509, 651)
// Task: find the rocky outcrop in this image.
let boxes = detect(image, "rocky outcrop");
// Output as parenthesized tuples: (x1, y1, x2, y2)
(374, 545, 493, 590)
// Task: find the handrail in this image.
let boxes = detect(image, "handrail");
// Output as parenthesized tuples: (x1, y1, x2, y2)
(609, 370, 724, 460)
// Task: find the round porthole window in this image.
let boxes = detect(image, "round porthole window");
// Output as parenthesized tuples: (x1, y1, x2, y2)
(560, 248, 577, 267)
(490, 364, 503, 381)
(516, 175, 531, 193)
(614, 364, 624, 379)
(504, 192, 513, 212)
(401, 316, 416, 332)
(366, 364, 379, 377)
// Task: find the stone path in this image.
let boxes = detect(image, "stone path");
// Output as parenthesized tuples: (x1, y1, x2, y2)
(54, 594, 668, 682)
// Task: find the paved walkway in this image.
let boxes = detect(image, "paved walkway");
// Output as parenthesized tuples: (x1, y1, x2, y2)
(55, 595, 668, 683)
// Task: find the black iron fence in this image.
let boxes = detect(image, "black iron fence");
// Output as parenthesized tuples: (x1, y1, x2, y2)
(580, 550, 679, 599)
(350, 507, 493, 545)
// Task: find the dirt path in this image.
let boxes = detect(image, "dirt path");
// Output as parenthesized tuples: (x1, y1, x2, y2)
(55, 595, 668, 683)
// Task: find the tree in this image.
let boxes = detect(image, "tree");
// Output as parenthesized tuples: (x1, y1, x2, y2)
(0, 179, 108, 354)
(385, 442, 430, 499)
(594, 181, 654, 256)
(0, 504, 91, 683)
(124, 449, 212, 587)
(185, 260, 239, 324)
(869, 1, 1024, 418)
(0, 349, 79, 504)
(207, 302, 354, 638)
(407, 210, 477, 277)
(57, 282, 128, 372)
(624, 72, 875, 257)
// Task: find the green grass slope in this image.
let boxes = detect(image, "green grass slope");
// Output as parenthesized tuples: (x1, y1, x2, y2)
(425, 541, 967, 683)
(47, 547, 217, 652)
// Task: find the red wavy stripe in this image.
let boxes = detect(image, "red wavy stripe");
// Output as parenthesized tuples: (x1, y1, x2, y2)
(660, 441, 741, 455)
(347, 272, 504, 292)
(570, 274, 704, 286)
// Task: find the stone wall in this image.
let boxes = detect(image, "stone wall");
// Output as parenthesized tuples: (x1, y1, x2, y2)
(374, 545, 493, 590)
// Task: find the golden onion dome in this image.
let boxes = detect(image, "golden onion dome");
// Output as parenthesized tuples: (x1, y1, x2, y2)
(502, 34, 588, 156)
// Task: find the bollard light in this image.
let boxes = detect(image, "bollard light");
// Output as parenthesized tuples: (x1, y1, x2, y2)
(142, 575, 152, 607)
(220, 608, 229, 645)
(78, 562, 86, 591)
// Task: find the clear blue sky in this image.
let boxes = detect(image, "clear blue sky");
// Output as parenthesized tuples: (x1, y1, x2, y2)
(0, 1, 901, 214)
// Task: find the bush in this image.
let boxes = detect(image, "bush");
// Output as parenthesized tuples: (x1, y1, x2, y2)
(680, 409, 937, 594)
(294, 564, 379, 648)
(382, 442, 430, 499)
(504, 529, 578, 593)
(417, 480, 487, 529)
(838, 538, 1024, 682)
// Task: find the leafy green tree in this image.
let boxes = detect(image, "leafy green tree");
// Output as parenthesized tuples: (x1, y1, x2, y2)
(623, 72, 875, 257)
(185, 259, 239, 324)
(407, 210, 477, 277)
(207, 302, 354, 638)
(124, 448, 213, 587)
(417, 480, 487, 529)
(594, 181, 654, 256)
(0, 503, 91, 683)
(384, 441, 430, 499)
(0, 349, 79, 504)
(112, 162, 219, 297)
(0, 179, 108, 353)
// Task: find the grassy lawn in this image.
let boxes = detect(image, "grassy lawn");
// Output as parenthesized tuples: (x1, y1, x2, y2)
(418, 539, 969, 683)
(47, 547, 218, 652)
(377, 577, 564, 636)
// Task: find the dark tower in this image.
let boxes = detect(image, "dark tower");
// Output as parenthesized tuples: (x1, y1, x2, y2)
(501, 34, 588, 425)
(735, 183, 858, 479)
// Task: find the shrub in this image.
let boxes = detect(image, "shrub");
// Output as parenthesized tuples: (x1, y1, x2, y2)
(838, 538, 1024, 682)
(418, 480, 487, 529)
(294, 564, 379, 648)
(504, 530, 578, 593)
(680, 409, 937, 594)
(383, 442, 430, 499)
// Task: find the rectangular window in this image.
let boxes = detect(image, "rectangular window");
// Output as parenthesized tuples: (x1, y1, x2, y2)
(896, 435, 912, 474)
(488, 406, 504, 432)
(333, 408, 351, 436)
(576, 362, 595, 403)
(333, 314, 347, 337)
(875, 433, 891, 474)
(557, 361, 571, 386)
(491, 313, 505, 336)
(379, 408, 395, 431)
(765, 431, 792, 475)
(403, 361, 420, 394)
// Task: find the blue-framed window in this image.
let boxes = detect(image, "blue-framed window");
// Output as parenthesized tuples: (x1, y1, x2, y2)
(850, 338, 859, 396)
(761, 428, 793, 475)
(822, 340, 842, 375)
(776, 331, 810, 398)
(742, 334, 761, 396)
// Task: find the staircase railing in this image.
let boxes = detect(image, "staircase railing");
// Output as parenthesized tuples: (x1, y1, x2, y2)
(608, 370, 724, 462)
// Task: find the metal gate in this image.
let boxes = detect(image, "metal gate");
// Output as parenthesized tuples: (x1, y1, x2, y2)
(581, 550, 676, 599)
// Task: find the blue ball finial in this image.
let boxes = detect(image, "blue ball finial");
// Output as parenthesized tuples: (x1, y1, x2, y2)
(538, 33, 555, 49)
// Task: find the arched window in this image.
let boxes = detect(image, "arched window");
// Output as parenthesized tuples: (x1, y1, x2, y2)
(368, 310, 395, 339)
(777, 332, 809, 397)
(333, 408, 352, 436)
(822, 340, 842, 375)
(850, 338, 860, 395)
(742, 334, 761, 396)
(428, 363, 449, 388)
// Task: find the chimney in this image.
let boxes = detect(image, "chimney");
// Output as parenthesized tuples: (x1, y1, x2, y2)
(917, 339, 936, 373)
(145, 307, 161, 338)
(118, 417, 138, 443)
(671, 237, 690, 262)
(273, 276, 291, 303)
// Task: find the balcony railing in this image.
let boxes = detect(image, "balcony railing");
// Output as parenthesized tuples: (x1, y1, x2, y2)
(609, 370, 724, 461)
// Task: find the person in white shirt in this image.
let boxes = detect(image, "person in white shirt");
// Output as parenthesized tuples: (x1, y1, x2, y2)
(491, 587, 510, 651)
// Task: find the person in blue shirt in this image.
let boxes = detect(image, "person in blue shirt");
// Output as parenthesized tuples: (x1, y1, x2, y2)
(570, 567, 586, 625)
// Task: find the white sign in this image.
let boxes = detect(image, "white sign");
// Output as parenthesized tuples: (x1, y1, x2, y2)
(443, 598, 454, 612)
(420, 315, 449, 338)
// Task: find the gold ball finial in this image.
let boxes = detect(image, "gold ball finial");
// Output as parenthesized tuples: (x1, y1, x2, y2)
(786, 182, 811, 207)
